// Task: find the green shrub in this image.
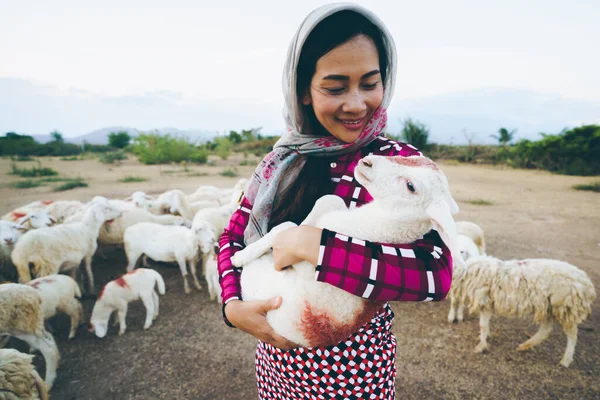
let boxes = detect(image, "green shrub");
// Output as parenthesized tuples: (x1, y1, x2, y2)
(9, 180, 44, 189)
(131, 133, 208, 165)
(10, 162, 58, 177)
(61, 156, 79, 161)
(39, 177, 71, 183)
(219, 168, 238, 177)
(572, 182, 600, 192)
(466, 199, 494, 206)
(99, 150, 127, 164)
(10, 155, 34, 161)
(54, 179, 88, 191)
(120, 176, 147, 183)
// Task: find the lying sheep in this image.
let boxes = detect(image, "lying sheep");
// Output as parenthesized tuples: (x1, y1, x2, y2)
(124, 221, 215, 294)
(45, 200, 84, 224)
(447, 234, 483, 323)
(456, 221, 486, 256)
(457, 255, 596, 367)
(0, 222, 26, 282)
(0, 348, 49, 400)
(11, 203, 122, 293)
(232, 154, 463, 347)
(15, 210, 55, 230)
(88, 268, 165, 337)
(26, 275, 83, 340)
(1, 201, 53, 222)
(0, 284, 60, 388)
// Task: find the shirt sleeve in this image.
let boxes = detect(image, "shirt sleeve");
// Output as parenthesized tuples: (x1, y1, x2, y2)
(217, 196, 252, 305)
(315, 228, 453, 302)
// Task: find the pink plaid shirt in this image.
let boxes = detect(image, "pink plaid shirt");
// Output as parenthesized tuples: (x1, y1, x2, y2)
(218, 136, 453, 309)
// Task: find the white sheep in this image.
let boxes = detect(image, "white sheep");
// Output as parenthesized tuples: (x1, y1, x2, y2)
(25, 275, 83, 340)
(88, 268, 166, 337)
(0, 284, 60, 388)
(0, 348, 49, 400)
(45, 200, 85, 224)
(165, 189, 221, 220)
(203, 244, 221, 303)
(124, 221, 215, 294)
(10, 203, 122, 293)
(15, 209, 55, 230)
(457, 255, 596, 367)
(0, 221, 27, 282)
(231, 155, 463, 348)
(125, 191, 154, 208)
(1, 201, 52, 222)
(447, 234, 483, 323)
(456, 221, 486, 256)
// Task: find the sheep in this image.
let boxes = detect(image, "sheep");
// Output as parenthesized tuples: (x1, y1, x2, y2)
(160, 189, 221, 220)
(0, 349, 49, 400)
(25, 275, 83, 340)
(0, 284, 60, 388)
(456, 255, 596, 367)
(45, 200, 84, 224)
(456, 221, 486, 256)
(231, 154, 463, 348)
(203, 244, 221, 303)
(125, 191, 153, 208)
(88, 268, 166, 337)
(1, 201, 53, 222)
(0, 222, 27, 282)
(124, 221, 215, 294)
(10, 203, 122, 293)
(447, 234, 483, 323)
(15, 210, 55, 230)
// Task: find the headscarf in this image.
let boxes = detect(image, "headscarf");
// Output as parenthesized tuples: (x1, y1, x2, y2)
(244, 2, 398, 245)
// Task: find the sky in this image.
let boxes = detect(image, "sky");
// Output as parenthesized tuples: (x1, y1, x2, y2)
(0, 0, 599, 142)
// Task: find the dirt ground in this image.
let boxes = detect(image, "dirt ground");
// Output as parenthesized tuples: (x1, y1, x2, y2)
(1, 154, 599, 400)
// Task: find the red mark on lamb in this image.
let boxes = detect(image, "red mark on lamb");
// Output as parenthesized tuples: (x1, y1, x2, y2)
(42, 200, 54, 205)
(390, 156, 439, 171)
(27, 278, 54, 289)
(11, 211, 27, 221)
(98, 284, 107, 299)
(115, 276, 129, 289)
(299, 300, 384, 347)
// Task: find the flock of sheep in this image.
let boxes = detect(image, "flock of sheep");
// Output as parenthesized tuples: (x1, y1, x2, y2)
(0, 153, 597, 399)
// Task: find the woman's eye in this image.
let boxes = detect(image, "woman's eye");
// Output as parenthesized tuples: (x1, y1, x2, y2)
(362, 82, 379, 90)
(324, 87, 345, 94)
(406, 181, 416, 193)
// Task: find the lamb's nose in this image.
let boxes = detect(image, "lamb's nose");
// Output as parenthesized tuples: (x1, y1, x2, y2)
(360, 158, 373, 168)
(4, 239, 13, 245)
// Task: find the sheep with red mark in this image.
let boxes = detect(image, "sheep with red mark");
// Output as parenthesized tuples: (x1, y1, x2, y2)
(0, 348, 49, 400)
(232, 154, 463, 347)
(15, 209, 56, 230)
(88, 268, 166, 337)
(123, 220, 215, 294)
(10, 203, 122, 293)
(0, 221, 27, 282)
(0, 284, 60, 388)
(455, 255, 596, 367)
(1, 201, 50, 222)
(26, 275, 83, 340)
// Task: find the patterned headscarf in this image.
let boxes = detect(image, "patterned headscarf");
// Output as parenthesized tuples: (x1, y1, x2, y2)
(243, 2, 398, 245)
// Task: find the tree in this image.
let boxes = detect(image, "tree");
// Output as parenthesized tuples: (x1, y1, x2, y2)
(50, 130, 64, 142)
(214, 137, 233, 160)
(400, 118, 429, 151)
(109, 131, 132, 148)
(491, 127, 516, 147)
(228, 130, 242, 144)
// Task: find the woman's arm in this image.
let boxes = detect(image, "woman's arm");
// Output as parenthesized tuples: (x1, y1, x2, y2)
(273, 226, 453, 302)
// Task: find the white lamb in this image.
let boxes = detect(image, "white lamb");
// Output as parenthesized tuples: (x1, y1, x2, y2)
(14, 210, 55, 230)
(0, 284, 60, 388)
(0, 349, 49, 400)
(165, 189, 221, 220)
(10, 203, 122, 293)
(88, 268, 166, 337)
(25, 275, 83, 340)
(456, 221, 486, 256)
(0, 221, 27, 282)
(45, 200, 85, 224)
(126, 191, 154, 208)
(203, 244, 221, 303)
(1, 201, 53, 222)
(456, 255, 596, 367)
(447, 234, 483, 323)
(123, 221, 215, 294)
(231, 155, 463, 348)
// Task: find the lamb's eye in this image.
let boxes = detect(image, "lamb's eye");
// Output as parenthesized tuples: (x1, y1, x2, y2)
(406, 181, 416, 193)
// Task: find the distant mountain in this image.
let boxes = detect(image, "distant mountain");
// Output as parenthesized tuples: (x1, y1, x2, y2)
(32, 126, 219, 145)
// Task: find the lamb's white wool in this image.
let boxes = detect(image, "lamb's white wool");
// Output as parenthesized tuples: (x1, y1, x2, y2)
(45, 200, 85, 224)
(0, 348, 49, 400)
(232, 155, 462, 347)
(26, 275, 83, 340)
(88, 268, 166, 337)
(165, 189, 220, 220)
(447, 235, 482, 323)
(456, 255, 596, 367)
(10, 203, 122, 293)
(15, 210, 55, 230)
(0, 221, 27, 281)
(124, 221, 215, 294)
(203, 244, 221, 303)
(0, 284, 60, 388)
(456, 221, 486, 256)
(126, 191, 154, 208)
(1, 201, 51, 222)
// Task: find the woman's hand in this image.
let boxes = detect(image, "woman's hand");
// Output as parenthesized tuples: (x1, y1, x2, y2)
(224, 297, 299, 350)
(272, 225, 322, 271)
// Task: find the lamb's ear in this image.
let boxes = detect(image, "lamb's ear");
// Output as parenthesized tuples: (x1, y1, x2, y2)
(14, 223, 27, 232)
(426, 201, 465, 268)
(16, 214, 31, 225)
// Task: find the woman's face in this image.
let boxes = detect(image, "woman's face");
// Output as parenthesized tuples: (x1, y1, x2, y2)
(302, 34, 384, 143)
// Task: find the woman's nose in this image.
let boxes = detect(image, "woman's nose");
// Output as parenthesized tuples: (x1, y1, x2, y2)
(341, 91, 367, 114)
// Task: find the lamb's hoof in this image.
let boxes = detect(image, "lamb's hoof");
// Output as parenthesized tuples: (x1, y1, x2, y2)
(68, 333, 76, 341)
(560, 358, 572, 368)
(153, 315, 158, 321)
(118, 330, 126, 336)
(517, 343, 531, 352)
(184, 287, 191, 295)
(143, 324, 151, 330)
(195, 284, 203, 291)
(474, 343, 488, 353)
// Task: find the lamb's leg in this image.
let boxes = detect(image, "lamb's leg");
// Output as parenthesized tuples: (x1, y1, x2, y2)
(83, 253, 95, 294)
(126, 251, 141, 272)
(560, 325, 578, 368)
(117, 304, 128, 335)
(231, 221, 297, 266)
(300, 194, 347, 226)
(61, 299, 84, 340)
(152, 291, 159, 320)
(176, 257, 191, 294)
(448, 295, 457, 323)
(517, 320, 553, 352)
(189, 259, 202, 290)
(140, 292, 155, 330)
(474, 311, 492, 353)
(15, 331, 60, 389)
(457, 302, 465, 322)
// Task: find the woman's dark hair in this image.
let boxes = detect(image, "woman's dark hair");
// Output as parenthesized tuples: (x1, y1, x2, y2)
(268, 10, 388, 230)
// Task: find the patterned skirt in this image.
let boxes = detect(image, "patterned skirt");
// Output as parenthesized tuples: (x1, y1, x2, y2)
(255, 303, 396, 399)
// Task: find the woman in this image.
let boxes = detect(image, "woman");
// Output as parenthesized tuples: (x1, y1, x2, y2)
(218, 3, 453, 398)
